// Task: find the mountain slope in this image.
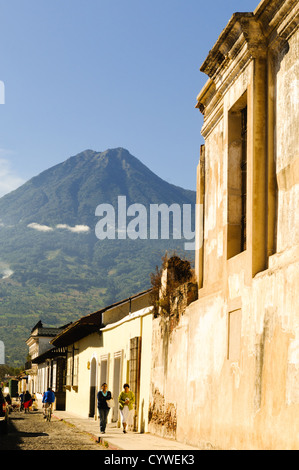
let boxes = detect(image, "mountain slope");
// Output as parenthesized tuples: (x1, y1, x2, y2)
(0, 148, 196, 365)
(0, 148, 195, 226)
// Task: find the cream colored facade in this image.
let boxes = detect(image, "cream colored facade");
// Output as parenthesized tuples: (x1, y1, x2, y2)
(52, 291, 153, 433)
(149, 0, 299, 450)
(24, 321, 65, 401)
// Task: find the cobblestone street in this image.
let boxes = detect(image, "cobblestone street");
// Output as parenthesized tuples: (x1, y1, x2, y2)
(0, 410, 106, 450)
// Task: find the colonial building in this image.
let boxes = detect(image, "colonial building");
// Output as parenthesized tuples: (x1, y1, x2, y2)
(25, 320, 68, 409)
(51, 290, 153, 432)
(149, 0, 299, 449)
(31, 344, 68, 410)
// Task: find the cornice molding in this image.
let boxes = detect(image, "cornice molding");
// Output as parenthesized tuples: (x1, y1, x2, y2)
(196, 0, 298, 115)
(200, 15, 267, 81)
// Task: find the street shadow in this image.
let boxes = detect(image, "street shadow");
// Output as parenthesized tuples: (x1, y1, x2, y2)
(0, 415, 49, 450)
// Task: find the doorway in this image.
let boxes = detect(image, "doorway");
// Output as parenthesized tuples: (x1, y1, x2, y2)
(89, 357, 97, 417)
(112, 354, 122, 422)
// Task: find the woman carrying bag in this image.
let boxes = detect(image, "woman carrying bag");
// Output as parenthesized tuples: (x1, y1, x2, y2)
(118, 383, 135, 433)
(97, 383, 113, 433)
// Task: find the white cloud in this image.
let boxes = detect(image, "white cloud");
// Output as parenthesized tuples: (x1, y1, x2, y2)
(0, 155, 25, 198)
(0, 261, 14, 279)
(28, 222, 54, 232)
(56, 224, 90, 233)
(2, 268, 14, 279)
(27, 222, 90, 234)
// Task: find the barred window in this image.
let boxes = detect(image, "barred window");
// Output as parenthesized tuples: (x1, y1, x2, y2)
(66, 345, 79, 389)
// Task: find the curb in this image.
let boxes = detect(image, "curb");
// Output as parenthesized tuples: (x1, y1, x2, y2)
(98, 435, 122, 450)
(53, 414, 122, 450)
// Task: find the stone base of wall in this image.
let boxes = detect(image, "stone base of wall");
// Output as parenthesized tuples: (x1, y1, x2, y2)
(148, 388, 177, 440)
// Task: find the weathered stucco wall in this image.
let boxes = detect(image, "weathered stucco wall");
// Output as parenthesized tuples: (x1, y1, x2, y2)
(149, 0, 299, 450)
(149, 249, 299, 449)
(276, 28, 299, 252)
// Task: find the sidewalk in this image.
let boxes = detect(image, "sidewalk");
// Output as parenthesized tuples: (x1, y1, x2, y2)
(52, 410, 200, 451)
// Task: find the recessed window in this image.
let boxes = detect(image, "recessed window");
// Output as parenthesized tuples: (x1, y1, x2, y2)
(100, 357, 108, 386)
(66, 345, 79, 389)
(227, 92, 247, 259)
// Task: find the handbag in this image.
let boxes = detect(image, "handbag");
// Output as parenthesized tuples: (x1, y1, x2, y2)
(107, 397, 115, 408)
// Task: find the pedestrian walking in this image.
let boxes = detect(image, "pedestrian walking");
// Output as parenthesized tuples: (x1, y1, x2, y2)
(118, 383, 135, 433)
(19, 391, 25, 411)
(5, 393, 11, 405)
(23, 391, 32, 413)
(42, 387, 55, 419)
(97, 383, 112, 433)
(5, 393, 11, 413)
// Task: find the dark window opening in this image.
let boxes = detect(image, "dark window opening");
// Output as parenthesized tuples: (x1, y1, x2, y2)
(241, 106, 247, 252)
(227, 92, 247, 259)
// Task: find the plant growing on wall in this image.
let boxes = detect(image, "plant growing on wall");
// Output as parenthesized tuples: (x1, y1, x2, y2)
(150, 253, 197, 319)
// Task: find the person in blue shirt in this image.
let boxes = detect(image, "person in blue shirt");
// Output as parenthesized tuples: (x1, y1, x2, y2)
(42, 387, 55, 419)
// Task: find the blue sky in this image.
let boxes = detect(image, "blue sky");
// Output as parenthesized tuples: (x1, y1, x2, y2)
(0, 0, 258, 197)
